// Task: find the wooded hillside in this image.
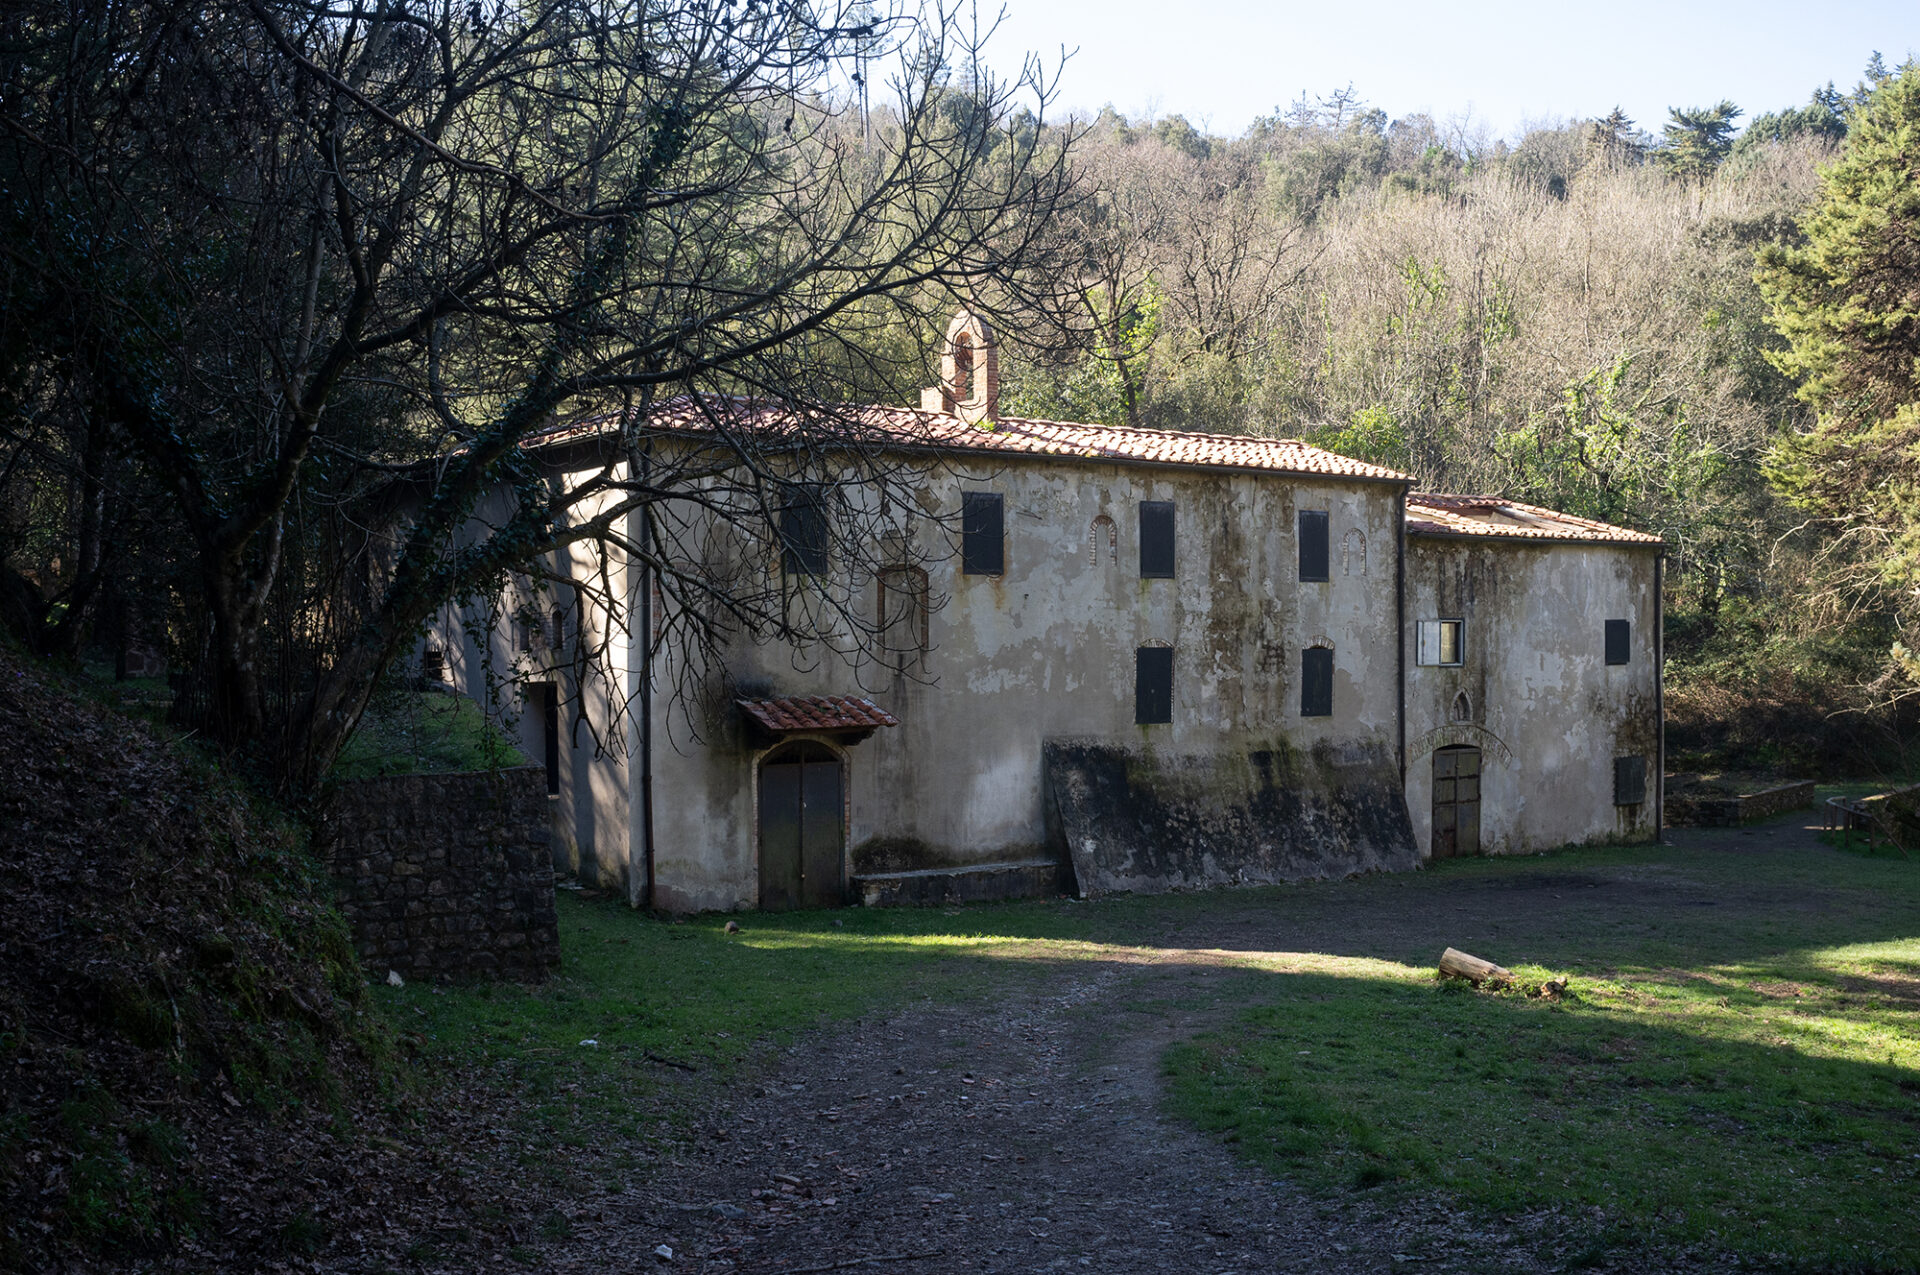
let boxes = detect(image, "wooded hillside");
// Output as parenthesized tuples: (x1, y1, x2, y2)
(996, 64, 1920, 772)
(1, 3, 1916, 779)
(0, 646, 460, 1267)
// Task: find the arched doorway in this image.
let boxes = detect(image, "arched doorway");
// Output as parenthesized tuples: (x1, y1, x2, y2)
(757, 740, 845, 909)
(1432, 745, 1482, 858)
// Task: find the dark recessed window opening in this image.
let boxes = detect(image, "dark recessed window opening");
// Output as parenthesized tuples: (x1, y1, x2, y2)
(421, 645, 445, 681)
(540, 682, 561, 796)
(1416, 619, 1465, 666)
(876, 565, 931, 669)
(962, 492, 1005, 576)
(1301, 646, 1334, 717)
(1605, 618, 1631, 666)
(1135, 646, 1173, 725)
(1614, 755, 1647, 806)
(780, 488, 829, 576)
(1139, 501, 1176, 578)
(552, 606, 567, 651)
(1299, 509, 1330, 582)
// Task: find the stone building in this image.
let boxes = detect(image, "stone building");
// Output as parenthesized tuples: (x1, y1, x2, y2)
(434, 313, 1664, 910)
(1400, 495, 1662, 859)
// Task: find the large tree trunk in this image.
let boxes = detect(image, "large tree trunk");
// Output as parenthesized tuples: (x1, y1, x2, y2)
(186, 559, 271, 757)
(283, 641, 389, 795)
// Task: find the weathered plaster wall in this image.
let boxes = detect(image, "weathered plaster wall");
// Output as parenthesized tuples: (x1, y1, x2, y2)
(646, 454, 1407, 912)
(1047, 739, 1418, 896)
(438, 482, 634, 894)
(1402, 537, 1661, 856)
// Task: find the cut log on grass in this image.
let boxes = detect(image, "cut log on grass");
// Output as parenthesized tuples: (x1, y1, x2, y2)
(1439, 947, 1513, 985)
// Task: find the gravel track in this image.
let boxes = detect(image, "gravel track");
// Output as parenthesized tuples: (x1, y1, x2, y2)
(500, 820, 1828, 1275)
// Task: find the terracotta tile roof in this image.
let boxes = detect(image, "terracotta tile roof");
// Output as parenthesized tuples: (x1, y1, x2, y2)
(737, 695, 900, 734)
(1406, 493, 1663, 546)
(530, 396, 1409, 483)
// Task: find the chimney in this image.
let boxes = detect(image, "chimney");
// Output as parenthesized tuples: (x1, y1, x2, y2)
(921, 309, 999, 424)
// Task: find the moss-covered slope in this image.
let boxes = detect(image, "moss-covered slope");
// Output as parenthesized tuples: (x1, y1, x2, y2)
(0, 647, 408, 1266)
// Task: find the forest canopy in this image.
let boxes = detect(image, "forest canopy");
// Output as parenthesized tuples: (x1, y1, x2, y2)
(1, 6, 1916, 781)
(998, 56, 1920, 771)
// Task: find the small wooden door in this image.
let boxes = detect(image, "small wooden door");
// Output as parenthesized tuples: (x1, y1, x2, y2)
(1432, 746, 1482, 858)
(757, 741, 845, 910)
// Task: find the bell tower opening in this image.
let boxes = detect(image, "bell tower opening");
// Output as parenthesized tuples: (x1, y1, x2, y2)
(950, 333, 974, 400)
(921, 309, 999, 423)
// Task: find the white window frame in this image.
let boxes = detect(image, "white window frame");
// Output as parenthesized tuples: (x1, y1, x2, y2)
(1416, 618, 1465, 667)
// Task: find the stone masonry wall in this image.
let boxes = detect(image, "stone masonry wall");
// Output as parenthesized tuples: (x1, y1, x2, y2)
(322, 765, 560, 981)
(1665, 779, 1816, 828)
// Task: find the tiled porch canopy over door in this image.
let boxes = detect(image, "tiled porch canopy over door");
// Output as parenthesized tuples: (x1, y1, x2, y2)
(741, 696, 900, 910)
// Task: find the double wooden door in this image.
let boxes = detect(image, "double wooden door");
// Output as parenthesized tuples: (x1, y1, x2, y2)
(1432, 746, 1482, 858)
(757, 741, 845, 910)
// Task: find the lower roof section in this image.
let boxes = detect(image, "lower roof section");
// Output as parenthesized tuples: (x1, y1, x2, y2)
(1406, 493, 1663, 547)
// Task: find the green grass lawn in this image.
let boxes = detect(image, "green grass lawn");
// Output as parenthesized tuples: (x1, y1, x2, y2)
(1160, 844, 1920, 1270)
(334, 689, 528, 778)
(1162, 951, 1920, 1269)
(375, 835, 1920, 1267)
(373, 893, 1119, 1168)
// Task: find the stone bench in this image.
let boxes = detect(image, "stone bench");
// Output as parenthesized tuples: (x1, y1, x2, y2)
(853, 858, 1070, 907)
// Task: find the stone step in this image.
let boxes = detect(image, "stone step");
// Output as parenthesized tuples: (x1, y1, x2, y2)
(852, 857, 1070, 907)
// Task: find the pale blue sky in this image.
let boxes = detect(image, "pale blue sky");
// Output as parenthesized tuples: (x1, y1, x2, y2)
(984, 0, 1917, 140)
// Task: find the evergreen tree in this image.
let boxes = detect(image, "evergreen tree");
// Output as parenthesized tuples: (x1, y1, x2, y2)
(1852, 51, 1891, 109)
(1586, 106, 1644, 164)
(1757, 65, 1920, 668)
(1658, 100, 1742, 177)
(1731, 88, 1847, 159)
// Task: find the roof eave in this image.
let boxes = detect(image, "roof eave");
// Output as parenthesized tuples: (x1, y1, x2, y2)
(900, 438, 1414, 486)
(527, 424, 1415, 486)
(1406, 527, 1664, 549)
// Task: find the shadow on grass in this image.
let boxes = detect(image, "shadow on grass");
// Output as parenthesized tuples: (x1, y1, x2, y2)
(1161, 964, 1920, 1271)
(376, 834, 1920, 1264)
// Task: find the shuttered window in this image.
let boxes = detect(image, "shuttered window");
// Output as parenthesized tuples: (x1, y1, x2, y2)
(1139, 501, 1175, 578)
(1605, 618, 1631, 665)
(1299, 509, 1330, 582)
(1416, 619, 1465, 666)
(1614, 755, 1647, 806)
(1301, 646, 1334, 717)
(1135, 647, 1174, 724)
(961, 492, 1004, 576)
(779, 488, 829, 575)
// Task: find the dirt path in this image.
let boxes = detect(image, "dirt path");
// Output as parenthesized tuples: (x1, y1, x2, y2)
(552, 971, 1572, 1275)
(529, 818, 1845, 1275)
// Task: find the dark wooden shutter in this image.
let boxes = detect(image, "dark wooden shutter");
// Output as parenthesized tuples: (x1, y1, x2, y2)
(1614, 755, 1647, 805)
(1139, 501, 1175, 578)
(1299, 510, 1330, 582)
(1301, 646, 1334, 717)
(1605, 618, 1631, 665)
(962, 492, 1004, 575)
(541, 682, 560, 796)
(780, 489, 829, 575)
(1135, 647, 1173, 724)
